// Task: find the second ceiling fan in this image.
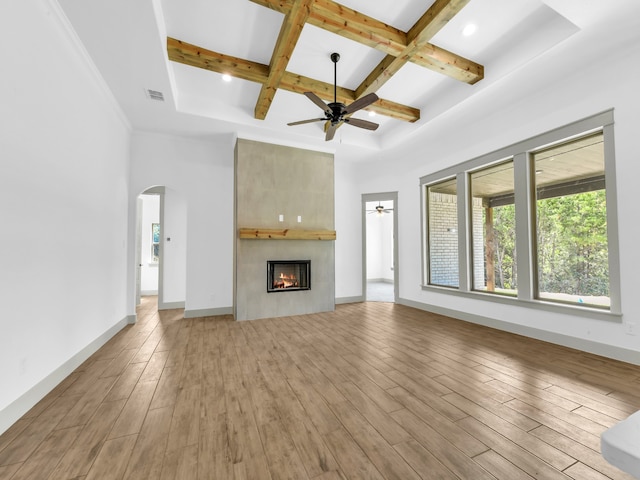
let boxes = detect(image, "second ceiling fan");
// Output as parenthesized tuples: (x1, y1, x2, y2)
(288, 53, 379, 141)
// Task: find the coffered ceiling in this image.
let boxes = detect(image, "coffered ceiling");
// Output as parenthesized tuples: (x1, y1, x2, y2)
(56, 0, 633, 159)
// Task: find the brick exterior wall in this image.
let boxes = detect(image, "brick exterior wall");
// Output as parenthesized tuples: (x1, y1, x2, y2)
(428, 192, 484, 288)
(429, 192, 459, 287)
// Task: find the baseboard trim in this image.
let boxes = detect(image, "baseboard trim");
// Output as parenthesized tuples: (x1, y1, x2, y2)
(336, 296, 364, 304)
(184, 307, 233, 318)
(158, 301, 185, 310)
(140, 290, 158, 296)
(0, 315, 130, 436)
(126, 314, 137, 325)
(398, 297, 640, 366)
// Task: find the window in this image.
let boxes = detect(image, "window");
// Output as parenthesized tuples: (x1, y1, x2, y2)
(151, 223, 160, 262)
(420, 111, 620, 318)
(533, 132, 609, 308)
(426, 178, 459, 288)
(470, 160, 517, 296)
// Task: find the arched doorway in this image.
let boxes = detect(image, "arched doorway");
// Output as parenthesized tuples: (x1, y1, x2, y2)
(135, 186, 187, 310)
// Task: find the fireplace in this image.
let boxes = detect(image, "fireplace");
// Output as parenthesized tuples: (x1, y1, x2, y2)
(267, 260, 311, 292)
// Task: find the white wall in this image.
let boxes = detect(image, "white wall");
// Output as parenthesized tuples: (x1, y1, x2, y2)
(334, 160, 363, 301)
(129, 131, 235, 316)
(350, 10, 640, 362)
(0, 0, 131, 433)
(161, 188, 187, 305)
(140, 194, 159, 293)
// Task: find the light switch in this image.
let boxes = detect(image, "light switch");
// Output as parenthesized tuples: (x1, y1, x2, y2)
(297, 215, 302, 223)
(278, 214, 284, 222)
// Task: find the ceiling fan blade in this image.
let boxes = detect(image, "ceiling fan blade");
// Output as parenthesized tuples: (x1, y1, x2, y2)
(287, 118, 326, 126)
(304, 92, 331, 114)
(343, 93, 379, 115)
(325, 123, 338, 141)
(345, 117, 379, 131)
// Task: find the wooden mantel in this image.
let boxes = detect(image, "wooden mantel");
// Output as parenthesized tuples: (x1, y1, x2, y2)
(239, 228, 336, 241)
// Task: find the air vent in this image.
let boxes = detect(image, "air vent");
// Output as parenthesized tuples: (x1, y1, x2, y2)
(145, 89, 164, 101)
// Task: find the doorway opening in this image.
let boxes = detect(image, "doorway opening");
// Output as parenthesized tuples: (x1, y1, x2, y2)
(136, 187, 163, 306)
(138, 193, 161, 299)
(363, 192, 398, 302)
(134, 185, 187, 311)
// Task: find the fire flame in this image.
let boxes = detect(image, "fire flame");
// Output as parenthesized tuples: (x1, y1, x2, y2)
(273, 272, 298, 289)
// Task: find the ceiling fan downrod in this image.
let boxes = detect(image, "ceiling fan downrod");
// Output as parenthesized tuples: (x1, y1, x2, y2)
(331, 52, 340, 104)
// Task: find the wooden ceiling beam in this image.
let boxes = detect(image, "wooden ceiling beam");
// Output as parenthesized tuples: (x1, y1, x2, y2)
(167, 37, 269, 83)
(254, 0, 313, 120)
(249, 0, 483, 84)
(279, 72, 419, 122)
(167, 37, 420, 123)
(309, 0, 407, 51)
(412, 44, 482, 85)
(355, 0, 473, 98)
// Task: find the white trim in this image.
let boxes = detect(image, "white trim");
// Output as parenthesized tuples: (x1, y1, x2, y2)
(158, 301, 185, 310)
(141, 290, 158, 296)
(399, 297, 639, 366)
(126, 314, 137, 325)
(0, 315, 129, 436)
(46, 0, 131, 130)
(362, 192, 399, 304)
(158, 192, 166, 309)
(184, 307, 233, 318)
(142, 186, 166, 195)
(420, 283, 621, 322)
(336, 296, 364, 304)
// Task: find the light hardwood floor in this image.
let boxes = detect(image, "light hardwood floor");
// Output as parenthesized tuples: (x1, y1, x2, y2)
(1, 296, 639, 479)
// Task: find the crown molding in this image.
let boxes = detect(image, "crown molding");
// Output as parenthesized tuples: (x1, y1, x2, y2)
(46, 0, 132, 131)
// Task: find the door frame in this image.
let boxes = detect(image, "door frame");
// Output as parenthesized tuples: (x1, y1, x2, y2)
(362, 192, 398, 302)
(136, 186, 165, 307)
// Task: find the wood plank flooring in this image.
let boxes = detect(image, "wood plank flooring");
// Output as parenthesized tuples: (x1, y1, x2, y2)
(1, 296, 639, 479)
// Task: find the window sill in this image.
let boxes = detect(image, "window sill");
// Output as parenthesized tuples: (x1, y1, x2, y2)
(420, 284, 622, 323)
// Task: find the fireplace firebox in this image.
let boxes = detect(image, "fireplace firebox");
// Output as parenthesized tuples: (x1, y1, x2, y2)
(267, 260, 311, 292)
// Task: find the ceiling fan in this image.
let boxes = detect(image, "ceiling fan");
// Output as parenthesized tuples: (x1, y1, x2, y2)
(287, 53, 379, 141)
(367, 203, 394, 215)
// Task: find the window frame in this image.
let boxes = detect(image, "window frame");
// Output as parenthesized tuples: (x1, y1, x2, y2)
(420, 110, 622, 321)
(424, 177, 460, 289)
(468, 158, 518, 296)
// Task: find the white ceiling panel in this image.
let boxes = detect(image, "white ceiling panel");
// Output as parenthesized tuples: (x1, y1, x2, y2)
(161, 0, 283, 64)
(287, 24, 387, 92)
(56, 0, 640, 159)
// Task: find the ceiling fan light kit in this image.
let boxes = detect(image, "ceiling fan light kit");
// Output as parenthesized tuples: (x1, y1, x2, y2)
(288, 52, 379, 141)
(367, 203, 394, 215)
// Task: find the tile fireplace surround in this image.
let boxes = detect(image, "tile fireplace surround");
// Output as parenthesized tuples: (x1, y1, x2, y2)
(234, 139, 335, 321)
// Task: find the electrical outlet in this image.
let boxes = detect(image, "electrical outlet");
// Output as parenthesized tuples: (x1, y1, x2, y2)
(625, 322, 637, 336)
